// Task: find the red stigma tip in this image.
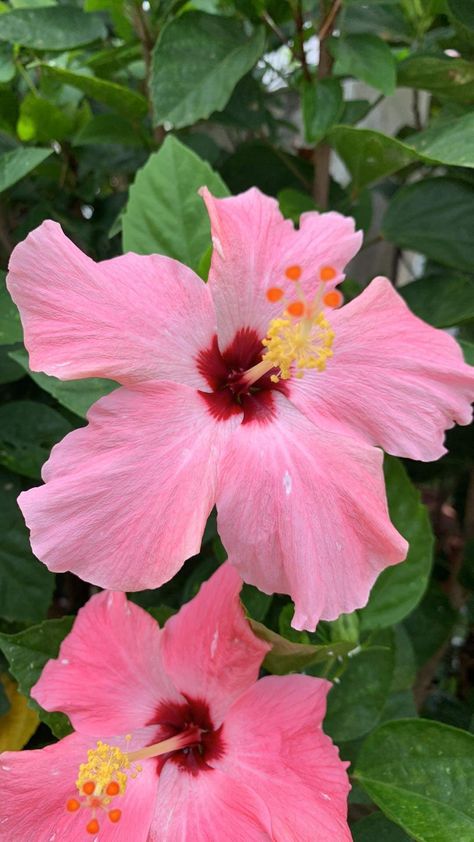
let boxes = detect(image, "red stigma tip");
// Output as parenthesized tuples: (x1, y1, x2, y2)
(285, 265, 302, 281)
(82, 781, 95, 796)
(266, 286, 284, 303)
(108, 809, 122, 824)
(287, 301, 305, 317)
(106, 781, 120, 797)
(323, 290, 343, 309)
(86, 818, 100, 835)
(320, 265, 337, 281)
(66, 798, 80, 813)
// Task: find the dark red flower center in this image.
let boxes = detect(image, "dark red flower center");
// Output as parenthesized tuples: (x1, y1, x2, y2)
(149, 696, 224, 776)
(196, 328, 288, 424)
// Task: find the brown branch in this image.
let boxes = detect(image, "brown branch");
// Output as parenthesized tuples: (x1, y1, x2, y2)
(319, 0, 342, 41)
(293, 1, 312, 82)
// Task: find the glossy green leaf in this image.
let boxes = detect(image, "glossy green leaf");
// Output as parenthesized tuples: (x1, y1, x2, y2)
(331, 34, 396, 96)
(40, 65, 148, 119)
(355, 720, 474, 841)
(407, 112, 474, 168)
(0, 272, 22, 346)
(10, 349, 117, 419)
(302, 78, 343, 145)
(328, 126, 418, 192)
(0, 618, 73, 738)
(0, 401, 72, 479)
(398, 55, 474, 103)
(0, 147, 52, 193)
(0, 7, 106, 49)
(151, 12, 265, 128)
(122, 136, 229, 271)
(322, 629, 394, 742)
(401, 274, 474, 328)
(0, 468, 55, 624)
(383, 178, 474, 272)
(249, 619, 353, 675)
(352, 812, 412, 842)
(359, 457, 433, 631)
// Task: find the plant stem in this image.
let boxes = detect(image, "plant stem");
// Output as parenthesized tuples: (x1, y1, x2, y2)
(312, 0, 340, 208)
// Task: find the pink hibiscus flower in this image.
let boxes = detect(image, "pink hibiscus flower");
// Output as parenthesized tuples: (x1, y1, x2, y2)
(7, 188, 474, 630)
(0, 564, 351, 841)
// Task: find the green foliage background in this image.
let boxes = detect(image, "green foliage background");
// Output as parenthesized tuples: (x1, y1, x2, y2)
(0, 0, 473, 838)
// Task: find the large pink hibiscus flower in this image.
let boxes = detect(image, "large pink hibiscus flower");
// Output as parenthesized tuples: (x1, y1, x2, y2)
(7, 188, 474, 629)
(0, 564, 351, 841)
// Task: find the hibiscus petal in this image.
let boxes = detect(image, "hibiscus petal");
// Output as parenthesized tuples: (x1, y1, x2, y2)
(0, 732, 157, 842)
(7, 220, 215, 387)
(216, 393, 407, 631)
(161, 563, 269, 725)
(149, 762, 272, 842)
(19, 383, 237, 590)
(201, 187, 362, 348)
(214, 674, 351, 842)
(33, 592, 182, 737)
(289, 276, 474, 461)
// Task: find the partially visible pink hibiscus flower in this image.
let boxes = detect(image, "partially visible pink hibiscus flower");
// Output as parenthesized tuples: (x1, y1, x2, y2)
(0, 564, 351, 841)
(7, 188, 474, 629)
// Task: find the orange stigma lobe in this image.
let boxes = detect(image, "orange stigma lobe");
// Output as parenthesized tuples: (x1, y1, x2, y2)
(320, 266, 337, 282)
(66, 799, 80, 813)
(285, 265, 302, 281)
(82, 781, 95, 796)
(106, 781, 120, 796)
(86, 818, 100, 835)
(109, 809, 122, 823)
(287, 301, 305, 317)
(266, 286, 284, 303)
(323, 290, 343, 309)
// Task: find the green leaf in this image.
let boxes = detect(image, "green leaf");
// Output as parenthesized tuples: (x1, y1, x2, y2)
(383, 178, 474, 273)
(122, 136, 229, 272)
(331, 34, 396, 96)
(0, 7, 106, 49)
(448, 0, 474, 29)
(352, 812, 412, 842)
(278, 188, 317, 223)
(405, 584, 457, 667)
(355, 720, 474, 841)
(302, 78, 343, 145)
(0, 401, 72, 479)
(322, 629, 394, 742)
(0, 346, 24, 385)
(397, 56, 474, 103)
(359, 457, 433, 631)
(0, 272, 22, 345)
(0, 468, 55, 624)
(0, 617, 73, 738)
(151, 12, 265, 129)
(460, 339, 474, 365)
(328, 126, 418, 192)
(73, 114, 143, 148)
(0, 43, 14, 83)
(0, 147, 52, 193)
(240, 584, 271, 622)
(10, 349, 116, 419)
(406, 112, 474, 168)
(249, 619, 353, 675)
(40, 65, 148, 119)
(401, 274, 474, 328)
(17, 93, 76, 144)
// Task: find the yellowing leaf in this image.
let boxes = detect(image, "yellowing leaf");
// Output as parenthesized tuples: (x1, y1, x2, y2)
(0, 673, 39, 752)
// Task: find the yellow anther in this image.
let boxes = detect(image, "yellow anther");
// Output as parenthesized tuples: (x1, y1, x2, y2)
(76, 741, 130, 798)
(262, 310, 334, 381)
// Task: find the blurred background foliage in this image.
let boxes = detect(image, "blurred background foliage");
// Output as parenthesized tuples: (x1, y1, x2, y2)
(0, 0, 473, 838)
